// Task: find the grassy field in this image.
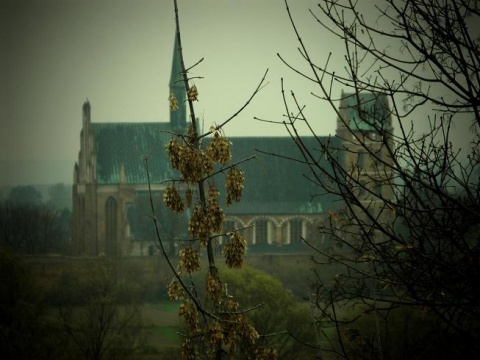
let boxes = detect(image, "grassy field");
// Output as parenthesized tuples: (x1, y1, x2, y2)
(141, 301, 182, 354)
(26, 253, 321, 358)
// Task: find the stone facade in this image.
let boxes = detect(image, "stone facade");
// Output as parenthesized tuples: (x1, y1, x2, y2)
(71, 36, 394, 257)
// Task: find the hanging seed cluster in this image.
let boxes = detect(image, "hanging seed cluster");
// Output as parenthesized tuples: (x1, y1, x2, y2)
(188, 84, 199, 101)
(179, 300, 200, 335)
(169, 93, 179, 111)
(206, 271, 223, 302)
(163, 185, 185, 213)
(166, 138, 214, 184)
(180, 338, 196, 360)
(163, 83, 271, 359)
(167, 278, 184, 300)
(206, 131, 232, 165)
(226, 167, 245, 205)
(222, 231, 247, 269)
(256, 347, 279, 360)
(200, 297, 259, 356)
(188, 186, 224, 245)
(179, 246, 201, 274)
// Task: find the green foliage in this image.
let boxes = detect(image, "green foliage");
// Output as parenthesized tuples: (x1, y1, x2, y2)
(220, 267, 318, 359)
(152, 326, 180, 340)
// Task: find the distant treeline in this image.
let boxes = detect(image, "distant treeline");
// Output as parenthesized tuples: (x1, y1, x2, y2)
(0, 184, 71, 254)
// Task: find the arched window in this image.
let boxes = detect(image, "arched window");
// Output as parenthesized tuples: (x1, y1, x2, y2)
(79, 197, 85, 253)
(255, 219, 269, 244)
(105, 197, 118, 256)
(289, 219, 304, 244)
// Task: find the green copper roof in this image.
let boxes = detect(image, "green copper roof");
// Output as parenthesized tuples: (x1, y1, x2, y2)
(92, 122, 174, 184)
(341, 92, 392, 132)
(91, 121, 340, 214)
(218, 136, 341, 215)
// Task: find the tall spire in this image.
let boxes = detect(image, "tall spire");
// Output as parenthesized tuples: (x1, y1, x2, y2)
(169, 27, 186, 132)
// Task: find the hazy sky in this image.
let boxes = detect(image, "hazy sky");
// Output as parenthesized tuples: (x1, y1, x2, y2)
(1, 0, 476, 186)
(2, 0, 347, 185)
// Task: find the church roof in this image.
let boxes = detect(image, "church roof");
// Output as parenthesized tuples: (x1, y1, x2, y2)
(91, 120, 339, 214)
(218, 136, 341, 215)
(92, 122, 175, 184)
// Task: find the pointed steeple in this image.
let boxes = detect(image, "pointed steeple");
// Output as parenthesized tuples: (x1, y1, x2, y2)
(83, 98, 91, 126)
(169, 28, 187, 132)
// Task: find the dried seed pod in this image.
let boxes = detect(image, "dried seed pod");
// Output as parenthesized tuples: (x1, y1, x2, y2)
(179, 246, 200, 273)
(180, 146, 204, 183)
(188, 199, 224, 245)
(238, 319, 259, 347)
(175, 145, 214, 184)
(163, 185, 185, 213)
(181, 338, 196, 360)
(207, 197, 224, 234)
(166, 138, 181, 170)
(187, 84, 198, 101)
(226, 167, 245, 205)
(167, 278, 184, 301)
(223, 231, 247, 269)
(206, 131, 232, 165)
(169, 93, 179, 111)
(179, 300, 200, 335)
(205, 320, 224, 356)
(255, 346, 278, 360)
(188, 204, 210, 245)
(208, 185, 220, 201)
(206, 271, 223, 302)
(186, 124, 195, 144)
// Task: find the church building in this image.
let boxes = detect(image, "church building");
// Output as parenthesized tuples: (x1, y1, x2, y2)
(71, 35, 393, 257)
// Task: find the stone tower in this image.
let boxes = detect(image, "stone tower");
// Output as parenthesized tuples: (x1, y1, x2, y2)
(336, 91, 394, 194)
(336, 91, 395, 233)
(72, 100, 99, 255)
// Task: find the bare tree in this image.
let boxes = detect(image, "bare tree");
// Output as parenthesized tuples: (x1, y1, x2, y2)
(0, 200, 68, 254)
(274, 0, 480, 357)
(57, 258, 145, 360)
(143, 1, 275, 359)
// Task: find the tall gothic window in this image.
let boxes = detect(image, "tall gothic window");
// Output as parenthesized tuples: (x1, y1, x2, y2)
(80, 197, 85, 253)
(358, 151, 367, 169)
(255, 219, 268, 244)
(105, 197, 118, 256)
(290, 219, 303, 244)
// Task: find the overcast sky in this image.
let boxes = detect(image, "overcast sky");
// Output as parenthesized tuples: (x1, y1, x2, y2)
(1, 0, 476, 186)
(2, 0, 349, 185)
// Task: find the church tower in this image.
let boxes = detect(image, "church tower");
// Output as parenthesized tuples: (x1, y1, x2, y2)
(169, 28, 187, 132)
(336, 91, 394, 190)
(72, 99, 98, 256)
(335, 91, 395, 241)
